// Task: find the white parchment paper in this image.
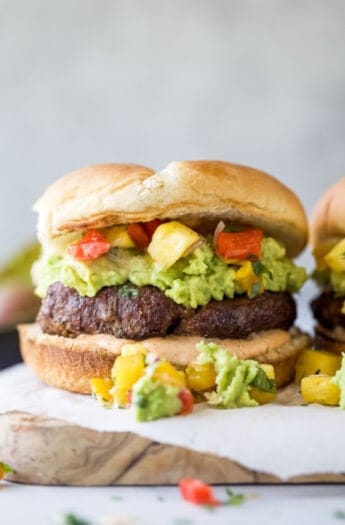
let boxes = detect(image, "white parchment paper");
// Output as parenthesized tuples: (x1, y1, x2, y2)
(0, 363, 344, 480)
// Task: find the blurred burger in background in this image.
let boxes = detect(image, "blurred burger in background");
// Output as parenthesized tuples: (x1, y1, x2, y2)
(19, 161, 310, 393)
(310, 178, 345, 352)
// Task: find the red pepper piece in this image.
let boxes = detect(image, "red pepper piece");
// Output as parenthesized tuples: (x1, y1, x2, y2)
(179, 478, 220, 506)
(178, 389, 194, 415)
(67, 230, 111, 261)
(127, 223, 150, 250)
(217, 228, 263, 260)
(142, 219, 162, 239)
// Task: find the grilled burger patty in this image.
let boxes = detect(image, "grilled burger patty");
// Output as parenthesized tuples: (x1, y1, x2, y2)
(311, 291, 345, 329)
(37, 282, 296, 340)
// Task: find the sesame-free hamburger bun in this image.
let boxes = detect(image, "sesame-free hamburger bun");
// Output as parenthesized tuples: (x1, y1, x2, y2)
(20, 161, 309, 393)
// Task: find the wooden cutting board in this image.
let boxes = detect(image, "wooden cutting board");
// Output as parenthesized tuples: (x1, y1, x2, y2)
(1, 411, 344, 485)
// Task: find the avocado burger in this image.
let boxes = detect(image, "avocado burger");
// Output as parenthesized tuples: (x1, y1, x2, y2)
(19, 161, 310, 393)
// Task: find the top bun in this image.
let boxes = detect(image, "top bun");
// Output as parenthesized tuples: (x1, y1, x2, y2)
(35, 161, 308, 257)
(310, 177, 345, 249)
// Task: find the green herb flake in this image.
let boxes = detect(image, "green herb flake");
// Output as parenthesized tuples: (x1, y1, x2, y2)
(251, 260, 266, 276)
(249, 281, 261, 298)
(118, 284, 139, 299)
(251, 368, 276, 393)
(246, 253, 259, 263)
(224, 487, 245, 506)
(223, 224, 247, 233)
(0, 462, 14, 474)
(58, 514, 91, 525)
(334, 510, 345, 519)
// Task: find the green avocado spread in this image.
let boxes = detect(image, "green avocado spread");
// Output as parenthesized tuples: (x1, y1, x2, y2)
(34, 236, 307, 308)
(196, 342, 275, 408)
(132, 374, 182, 422)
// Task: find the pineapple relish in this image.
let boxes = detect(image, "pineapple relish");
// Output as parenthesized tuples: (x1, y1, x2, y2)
(34, 220, 307, 308)
(90, 341, 277, 422)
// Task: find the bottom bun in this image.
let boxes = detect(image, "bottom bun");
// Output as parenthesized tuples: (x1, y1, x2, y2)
(18, 324, 310, 394)
(314, 324, 345, 354)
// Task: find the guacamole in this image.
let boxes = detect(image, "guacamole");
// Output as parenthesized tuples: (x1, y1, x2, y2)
(34, 236, 307, 309)
(132, 374, 182, 421)
(196, 342, 275, 409)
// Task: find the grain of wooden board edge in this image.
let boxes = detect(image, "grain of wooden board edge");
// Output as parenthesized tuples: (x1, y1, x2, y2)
(1, 411, 345, 486)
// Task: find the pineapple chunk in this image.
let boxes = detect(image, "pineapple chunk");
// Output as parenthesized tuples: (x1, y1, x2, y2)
(301, 374, 340, 406)
(153, 361, 186, 388)
(295, 349, 341, 384)
(186, 362, 216, 392)
(148, 221, 200, 270)
(235, 261, 261, 295)
(324, 239, 345, 272)
(250, 364, 276, 405)
(102, 226, 135, 248)
(111, 354, 145, 388)
(90, 377, 114, 407)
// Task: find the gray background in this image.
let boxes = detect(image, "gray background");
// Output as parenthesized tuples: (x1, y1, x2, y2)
(1, 0, 344, 269)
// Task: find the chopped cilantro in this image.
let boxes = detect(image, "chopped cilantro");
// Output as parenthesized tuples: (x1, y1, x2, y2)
(58, 514, 91, 525)
(251, 260, 265, 276)
(223, 224, 247, 233)
(0, 462, 14, 474)
(251, 368, 276, 393)
(249, 281, 261, 298)
(224, 487, 245, 506)
(334, 510, 345, 519)
(118, 284, 139, 298)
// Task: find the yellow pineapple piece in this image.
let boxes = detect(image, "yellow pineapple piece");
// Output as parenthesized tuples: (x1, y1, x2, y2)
(295, 349, 341, 384)
(250, 364, 276, 405)
(112, 387, 131, 408)
(313, 242, 337, 271)
(148, 221, 200, 270)
(186, 362, 216, 392)
(90, 377, 114, 407)
(235, 261, 261, 294)
(152, 361, 186, 388)
(301, 374, 340, 406)
(324, 239, 345, 272)
(111, 354, 145, 389)
(102, 225, 135, 248)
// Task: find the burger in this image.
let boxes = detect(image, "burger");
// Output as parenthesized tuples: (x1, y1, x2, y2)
(310, 177, 345, 352)
(19, 161, 310, 393)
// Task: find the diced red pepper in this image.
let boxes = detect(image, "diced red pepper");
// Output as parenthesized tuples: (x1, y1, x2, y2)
(67, 230, 111, 261)
(217, 228, 263, 260)
(178, 389, 194, 415)
(179, 478, 220, 506)
(127, 223, 150, 250)
(142, 219, 163, 239)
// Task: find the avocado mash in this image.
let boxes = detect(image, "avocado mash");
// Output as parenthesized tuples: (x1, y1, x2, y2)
(34, 235, 307, 308)
(332, 353, 345, 409)
(132, 374, 182, 421)
(196, 342, 275, 409)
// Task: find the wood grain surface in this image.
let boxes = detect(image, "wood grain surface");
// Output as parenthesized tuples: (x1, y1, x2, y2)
(1, 411, 345, 485)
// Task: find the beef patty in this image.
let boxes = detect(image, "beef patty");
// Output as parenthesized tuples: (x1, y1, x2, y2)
(311, 291, 345, 329)
(38, 282, 296, 340)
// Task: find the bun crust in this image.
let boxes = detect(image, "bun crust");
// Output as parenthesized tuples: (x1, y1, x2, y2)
(35, 161, 308, 258)
(310, 177, 345, 249)
(19, 324, 310, 393)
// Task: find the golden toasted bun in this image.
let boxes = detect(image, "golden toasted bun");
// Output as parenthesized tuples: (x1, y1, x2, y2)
(19, 324, 310, 394)
(35, 161, 308, 258)
(310, 177, 345, 249)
